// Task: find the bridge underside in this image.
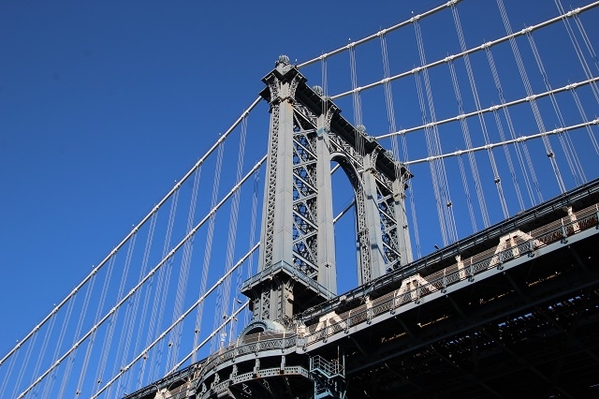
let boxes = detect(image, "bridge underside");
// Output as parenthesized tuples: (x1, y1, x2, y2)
(125, 181, 599, 399)
(315, 231, 599, 398)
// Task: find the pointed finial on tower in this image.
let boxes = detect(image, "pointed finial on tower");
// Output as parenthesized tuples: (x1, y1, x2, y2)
(277, 54, 290, 65)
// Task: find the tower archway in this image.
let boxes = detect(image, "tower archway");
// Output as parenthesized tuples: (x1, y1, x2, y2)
(241, 56, 412, 326)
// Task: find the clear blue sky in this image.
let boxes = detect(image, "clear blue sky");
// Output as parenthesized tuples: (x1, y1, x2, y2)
(2, 0, 598, 368)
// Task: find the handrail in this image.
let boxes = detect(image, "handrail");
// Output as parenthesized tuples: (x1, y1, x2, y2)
(298, 177, 599, 323)
(199, 333, 298, 379)
(188, 201, 598, 398)
(301, 202, 599, 346)
(199, 202, 598, 366)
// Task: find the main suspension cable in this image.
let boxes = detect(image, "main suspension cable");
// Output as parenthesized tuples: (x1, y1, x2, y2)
(212, 115, 248, 351)
(0, 97, 263, 373)
(447, 59, 488, 229)
(329, 1, 599, 100)
(16, 155, 267, 399)
(485, 46, 529, 210)
(451, 3, 509, 220)
(90, 247, 257, 399)
(298, 1, 457, 69)
(405, 119, 599, 165)
(375, 75, 599, 140)
(497, 0, 566, 194)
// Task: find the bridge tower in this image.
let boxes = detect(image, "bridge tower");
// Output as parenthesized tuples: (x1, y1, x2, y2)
(124, 56, 414, 399)
(169, 57, 414, 399)
(241, 55, 413, 331)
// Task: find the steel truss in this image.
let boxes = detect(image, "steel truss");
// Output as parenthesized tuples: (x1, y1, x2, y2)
(242, 56, 412, 326)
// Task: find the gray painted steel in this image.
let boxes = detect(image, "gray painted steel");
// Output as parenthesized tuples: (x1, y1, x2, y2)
(242, 56, 412, 326)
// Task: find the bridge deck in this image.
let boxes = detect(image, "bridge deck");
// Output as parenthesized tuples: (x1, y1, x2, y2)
(298, 182, 599, 397)
(126, 179, 599, 398)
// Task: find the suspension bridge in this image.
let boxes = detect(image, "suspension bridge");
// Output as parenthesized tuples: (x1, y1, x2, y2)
(2, 0, 599, 397)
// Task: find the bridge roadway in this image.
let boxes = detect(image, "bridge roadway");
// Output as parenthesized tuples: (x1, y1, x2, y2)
(126, 178, 599, 399)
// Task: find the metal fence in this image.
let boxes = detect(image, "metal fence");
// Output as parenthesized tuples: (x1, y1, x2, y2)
(303, 203, 599, 346)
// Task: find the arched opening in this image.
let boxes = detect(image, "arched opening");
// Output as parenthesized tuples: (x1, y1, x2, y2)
(331, 154, 361, 294)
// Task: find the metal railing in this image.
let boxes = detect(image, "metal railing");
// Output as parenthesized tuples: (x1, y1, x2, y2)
(302, 203, 599, 346)
(192, 202, 598, 384)
(199, 331, 297, 379)
(310, 355, 344, 379)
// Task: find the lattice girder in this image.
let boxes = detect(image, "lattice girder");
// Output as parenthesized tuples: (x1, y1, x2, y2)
(241, 56, 412, 324)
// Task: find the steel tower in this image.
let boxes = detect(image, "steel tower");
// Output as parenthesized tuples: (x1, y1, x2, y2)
(241, 55, 412, 333)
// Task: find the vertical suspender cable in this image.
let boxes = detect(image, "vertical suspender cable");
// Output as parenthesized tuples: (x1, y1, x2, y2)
(219, 116, 248, 347)
(0, 346, 18, 398)
(350, 38, 367, 252)
(485, 47, 532, 209)
(527, 31, 586, 186)
(380, 31, 420, 259)
(499, 0, 545, 203)
(18, 155, 265, 399)
(211, 120, 246, 351)
(556, 0, 599, 103)
(380, 33, 396, 137)
(569, 87, 599, 156)
(451, 3, 510, 220)
(414, 16, 458, 245)
(86, 227, 139, 395)
(103, 233, 139, 398)
(191, 142, 226, 367)
(244, 172, 261, 327)
(56, 264, 101, 398)
(125, 214, 168, 391)
(28, 313, 57, 397)
(457, 154, 477, 232)
(496, 0, 566, 195)
(415, 70, 448, 245)
(321, 55, 329, 100)
(448, 59, 487, 229)
(164, 158, 203, 373)
(395, 79, 421, 257)
(113, 211, 160, 395)
(93, 254, 124, 394)
(376, 32, 420, 250)
(39, 276, 80, 398)
(349, 44, 363, 128)
(12, 325, 39, 398)
(491, 106, 526, 209)
(413, 20, 446, 245)
(555, 0, 599, 157)
(0, 97, 261, 379)
(100, 235, 139, 398)
(79, 221, 135, 396)
(147, 187, 180, 383)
